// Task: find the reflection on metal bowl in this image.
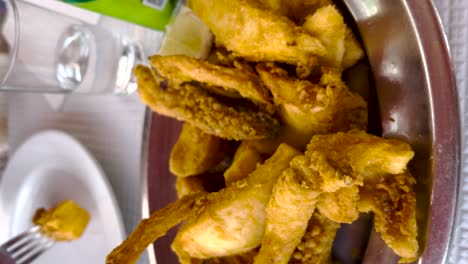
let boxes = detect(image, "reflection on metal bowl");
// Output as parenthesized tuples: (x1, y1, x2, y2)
(141, 0, 460, 263)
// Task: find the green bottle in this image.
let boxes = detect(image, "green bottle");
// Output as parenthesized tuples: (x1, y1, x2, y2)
(63, 0, 176, 31)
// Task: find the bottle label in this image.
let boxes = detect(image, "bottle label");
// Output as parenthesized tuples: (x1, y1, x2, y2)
(142, 0, 168, 10)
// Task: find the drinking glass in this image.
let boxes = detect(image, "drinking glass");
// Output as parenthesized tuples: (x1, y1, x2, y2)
(0, 0, 143, 94)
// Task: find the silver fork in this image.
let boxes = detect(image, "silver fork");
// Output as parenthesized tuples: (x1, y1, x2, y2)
(0, 226, 55, 264)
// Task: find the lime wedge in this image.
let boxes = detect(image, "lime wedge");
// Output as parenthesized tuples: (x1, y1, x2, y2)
(158, 6, 213, 58)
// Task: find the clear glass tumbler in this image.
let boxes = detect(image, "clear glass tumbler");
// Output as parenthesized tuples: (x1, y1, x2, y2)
(0, 0, 143, 94)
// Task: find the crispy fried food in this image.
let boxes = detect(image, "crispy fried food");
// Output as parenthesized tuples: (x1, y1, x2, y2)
(343, 28, 365, 69)
(170, 123, 225, 177)
(106, 193, 206, 264)
(150, 55, 274, 113)
(256, 0, 333, 23)
(302, 6, 364, 69)
(255, 131, 415, 263)
(302, 6, 345, 68)
(256, 64, 367, 149)
(306, 131, 415, 188)
(176, 176, 207, 198)
(223, 141, 264, 186)
(316, 185, 360, 223)
(33, 200, 90, 241)
(172, 144, 300, 262)
(188, 0, 326, 69)
(289, 212, 340, 264)
(202, 250, 258, 264)
(254, 155, 322, 264)
(359, 172, 418, 262)
(307, 131, 418, 261)
(136, 65, 280, 140)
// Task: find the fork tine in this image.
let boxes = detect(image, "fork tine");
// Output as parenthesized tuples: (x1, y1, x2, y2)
(0, 226, 55, 264)
(11, 235, 48, 260)
(17, 239, 54, 264)
(1, 226, 40, 249)
(6, 232, 41, 256)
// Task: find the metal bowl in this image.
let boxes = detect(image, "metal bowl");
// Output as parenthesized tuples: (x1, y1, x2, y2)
(141, 0, 460, 263)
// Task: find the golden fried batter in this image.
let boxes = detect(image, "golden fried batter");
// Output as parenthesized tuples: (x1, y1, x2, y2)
(289, 212, 340, 264)
(150, 55, 274, 113)
(302, 6, 345, 68)
(223, 141, 264, 186)
(343, 28, 365, 69)
(172, 144, 300, 262)
(254, 155, 322, 264)
(170, 123, 225, 177)
(202, 250, 258, 264)
(306, 131, 415, 188)
(257, 64, 367, 149)
(255, 131, 415, 263)
(176, 176, 207, 198)
(256, 0, 333, 23)
(316, 185, 360, 223)
(188, 0, 326, 69)
(33, 200, 90, 242)
(359, 172, 418, 262)
(106, 193, 206, 264)
(136, 65, 280, 140)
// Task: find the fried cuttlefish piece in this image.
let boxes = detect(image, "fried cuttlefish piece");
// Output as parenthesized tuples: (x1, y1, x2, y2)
(251, 2, 363, 70)
(359, 172, 418, 263)
(302, 5, 345, 68)
(256, 64, 367, 149)
(106, 193, 207, 264)
(289, 212, 340, 264)
(135, 65, 280, 140)
(33, 200, 90, 242)
(188, 0, 326, 69)
(301, 5, 364, 69)
(223, 141, 265, 186)
(316, 185, 360, 223)
(170, 123, 226, 177)
(172, 144, 301, 263)
(150, 55, 274, 113)
(256, 0, 333, 23)
(254, 131, 417, 263)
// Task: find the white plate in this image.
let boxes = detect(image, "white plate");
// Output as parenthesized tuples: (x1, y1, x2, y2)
(0, 130, 125, 264)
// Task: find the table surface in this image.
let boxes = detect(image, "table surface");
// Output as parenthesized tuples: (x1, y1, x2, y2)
(4, 0, 468, 264)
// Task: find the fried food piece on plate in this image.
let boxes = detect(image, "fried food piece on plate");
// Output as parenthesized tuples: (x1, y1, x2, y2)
(176, 176, 207, 198)
(289, 212, 340, 264)
(170, 123, 225, 177)
(343, 28, 365, 69)
(188, 0, 326, 69)
(257, 64, 367, 149)
(256, 1, 363, 70)
(223, 141, 264, 186)
(254, 131, 415, 263)
(33, 200, 90, 241)
(135, 65, 280, 140)
(308, 131, 418, 261)
(254, 155, 322, 264)
(106, 193, 206, 264)
(306, 130, 414, 191)
(302, 5, 345, 68)
(359, 172, 418, 262)
(316, 185, 360, 223)
(201, 250, 258, 264)
(150, 55, 274, 113)
(256, 0, 332, 23)
(302, 5, 365, 69)
(172, 144, 300, 263)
